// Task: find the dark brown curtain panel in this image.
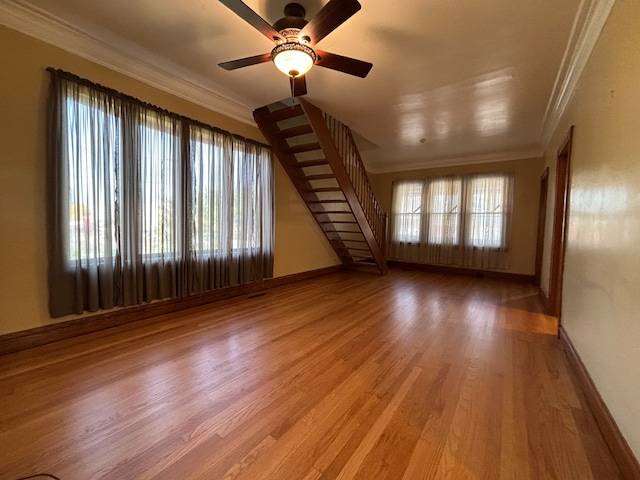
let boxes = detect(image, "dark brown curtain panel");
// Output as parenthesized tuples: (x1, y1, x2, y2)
(46, 69, 274, 317)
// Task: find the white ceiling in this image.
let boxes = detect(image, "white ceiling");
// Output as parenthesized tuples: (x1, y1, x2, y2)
(0, 0, 613, 172)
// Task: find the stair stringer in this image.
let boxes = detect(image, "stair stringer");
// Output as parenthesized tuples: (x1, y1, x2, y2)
(253, 99, 387, 274)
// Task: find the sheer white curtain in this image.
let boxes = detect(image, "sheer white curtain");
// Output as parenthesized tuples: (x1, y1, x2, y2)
(389, 173, 514, 270)
(422, 176, 463, 266)
(389, 180, 423, 261)
(47, 70, 274, 317)
(462, 173, 513, 269)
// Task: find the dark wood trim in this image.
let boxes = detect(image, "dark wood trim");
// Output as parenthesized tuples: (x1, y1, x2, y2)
(560, 326, 640, 479)
(387, 260, 534, 283)
(534, 168, 549, 287)
(252, 105, 352, 265)
(299, 98, 386, 275)
(549, 126, 574, 317)
(0, 265, 344, 357)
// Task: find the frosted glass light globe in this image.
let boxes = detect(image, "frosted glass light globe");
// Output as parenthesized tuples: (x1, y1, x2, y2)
(271, 43, 316, 77)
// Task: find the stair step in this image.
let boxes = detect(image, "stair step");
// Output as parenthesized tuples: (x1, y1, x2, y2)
(305, 187, 342, 192)
(262, 104, 304, 122)
(304, 174, 336, 180)
(307, 199, 348, 204)
(292, 159, 329, 168)
(313, 210, 352, 214)
(317, 221, 357, 224)
(285, 142, 321, 154)
(276, 124, 313, 138)
(327, 233, 365, 240)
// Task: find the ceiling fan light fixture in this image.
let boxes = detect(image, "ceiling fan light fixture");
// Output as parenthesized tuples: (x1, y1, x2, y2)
(271, 42, 317, 77)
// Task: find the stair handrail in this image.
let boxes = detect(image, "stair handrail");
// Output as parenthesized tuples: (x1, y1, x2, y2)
(323, 113, 388, 252)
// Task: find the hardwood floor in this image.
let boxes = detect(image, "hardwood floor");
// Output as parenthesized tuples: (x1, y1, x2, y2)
(0, 269, 622, 479)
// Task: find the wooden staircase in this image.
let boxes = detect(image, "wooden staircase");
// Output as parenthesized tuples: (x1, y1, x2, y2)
(254, 97, 387, 274)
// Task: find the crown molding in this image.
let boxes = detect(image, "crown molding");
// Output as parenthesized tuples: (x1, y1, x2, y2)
(364, 147, 544, 174)
(0, 0, 256, 125)
(539, 0, 615, 149)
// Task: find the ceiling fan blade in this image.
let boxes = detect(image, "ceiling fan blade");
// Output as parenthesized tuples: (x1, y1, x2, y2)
(290, 76, 308, 97)
(218, 0, 283, 42)
(299, 0, 361, 46)
(218, 53, 272, 70)
(315, 50, 372, 78)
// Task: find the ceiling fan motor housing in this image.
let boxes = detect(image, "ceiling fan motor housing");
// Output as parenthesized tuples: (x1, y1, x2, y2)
(273, 2, 308, 36)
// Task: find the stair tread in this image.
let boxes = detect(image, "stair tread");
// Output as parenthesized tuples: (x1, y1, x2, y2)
(304, 174, 336, 180)
(305, 187, 342, 192)
(317, 220, 357, 224)
(276, 124, 313, 138)
(291, 159, 329, 168)
(260, 104, 304, 122)
(341, 239, 367, 243)
(285, 142, 321, 154)
(313, 210, 352, 214)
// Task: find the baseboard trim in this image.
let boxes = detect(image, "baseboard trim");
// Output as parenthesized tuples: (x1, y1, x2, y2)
(0, 264, 344, 356)
(387, 260, 534, 283)
(559, 326, 640, 479)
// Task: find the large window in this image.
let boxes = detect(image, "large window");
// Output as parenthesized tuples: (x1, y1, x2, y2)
(391, 181, 422, 243)
(47, 69, 274, 317)
(390, 173, 514, 269)
(467, 174, 510, 249)
(426, 177, 462, 245)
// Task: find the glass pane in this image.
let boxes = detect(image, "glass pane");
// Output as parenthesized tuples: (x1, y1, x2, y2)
(392, 181, 422, 242)
(468, 175, 508, 248)
(66, 97, 119, 263)
(427, 178, 461, 245)
(139, 116, 179, 258)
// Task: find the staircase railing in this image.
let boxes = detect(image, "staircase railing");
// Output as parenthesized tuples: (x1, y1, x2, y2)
(323, 113, 388, 253)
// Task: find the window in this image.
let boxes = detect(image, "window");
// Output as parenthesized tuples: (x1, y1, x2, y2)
(389, 172, 514, 269)
(426, 178, 461, 245)
(139, 117, 181, 258)
(391, 181, 422, 243)
(66, 96, 120, 263)
(467, 174, 509, 249)
(47, 69, 274, 317)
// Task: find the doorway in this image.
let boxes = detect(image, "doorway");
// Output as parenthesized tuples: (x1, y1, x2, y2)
(535, 168, 549, 289)
(548, 126, 574, 320)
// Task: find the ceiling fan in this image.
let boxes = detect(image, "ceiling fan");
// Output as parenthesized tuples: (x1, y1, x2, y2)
(218, 0, 372, 96)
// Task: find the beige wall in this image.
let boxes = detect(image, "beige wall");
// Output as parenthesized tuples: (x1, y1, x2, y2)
(371, 157, 544, 275)
(540, 1, 640, 458)
(0, 25, 338, 336)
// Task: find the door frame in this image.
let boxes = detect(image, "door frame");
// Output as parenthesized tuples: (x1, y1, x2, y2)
(534, 167, 549, 288)
(548, 126, 574, 319)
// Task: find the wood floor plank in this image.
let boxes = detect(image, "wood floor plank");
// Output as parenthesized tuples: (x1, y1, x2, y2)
(0, 269, 624, 479)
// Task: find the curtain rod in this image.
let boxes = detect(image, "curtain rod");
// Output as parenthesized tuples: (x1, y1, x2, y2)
(46, 67, 271, 150)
